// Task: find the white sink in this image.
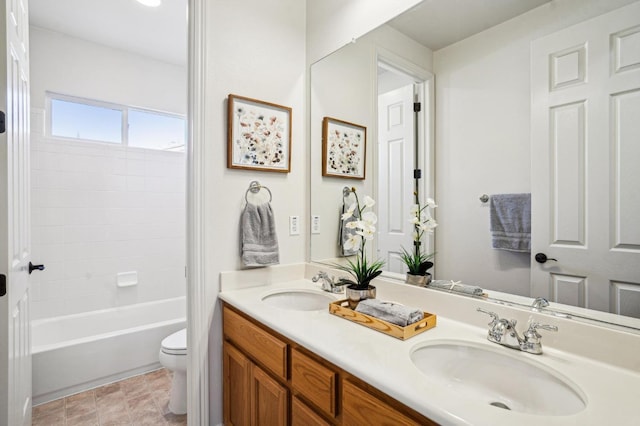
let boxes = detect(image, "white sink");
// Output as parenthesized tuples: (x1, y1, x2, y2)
(261, 289, 335, 311)
(410, 340, 586, 416)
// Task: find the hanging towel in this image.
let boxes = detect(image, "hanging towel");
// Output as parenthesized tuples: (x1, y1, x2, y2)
(490, 193, 531, 252)
(241, 202, 280, 267)
(339, 202, 360, 257)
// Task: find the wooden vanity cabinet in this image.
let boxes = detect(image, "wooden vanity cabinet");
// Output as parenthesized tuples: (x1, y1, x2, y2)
(223, 304, 436, 426)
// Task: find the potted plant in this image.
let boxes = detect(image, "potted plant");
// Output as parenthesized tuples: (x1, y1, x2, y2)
(334, 188, 385, 309)
(401, 194, 437, 286)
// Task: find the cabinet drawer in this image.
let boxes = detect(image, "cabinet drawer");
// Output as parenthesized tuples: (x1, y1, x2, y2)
(343, 380, 430, 426)
(291, 348, 337, 417)
(292, 396, 331, 426)
(223, 306, 287, 379)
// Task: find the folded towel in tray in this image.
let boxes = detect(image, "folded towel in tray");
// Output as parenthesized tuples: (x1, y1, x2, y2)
(355, 299, 423, 327)
(429, 280, 484, 296)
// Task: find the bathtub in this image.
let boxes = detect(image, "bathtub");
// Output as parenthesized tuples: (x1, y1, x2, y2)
(32, 296, 186, 405)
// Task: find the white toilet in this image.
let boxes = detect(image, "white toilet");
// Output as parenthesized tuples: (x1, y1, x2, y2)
(159, 328, 187, 415)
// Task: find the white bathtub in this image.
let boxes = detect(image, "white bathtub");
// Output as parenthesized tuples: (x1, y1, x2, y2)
(32, 297, 186, 405)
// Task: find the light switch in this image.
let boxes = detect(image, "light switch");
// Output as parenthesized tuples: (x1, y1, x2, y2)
(311, 215, 320, 234)
(289, 215, 300, 235)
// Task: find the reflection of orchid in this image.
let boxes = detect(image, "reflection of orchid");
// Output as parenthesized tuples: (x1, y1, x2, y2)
(401, 194, 437, 275)
(334, 188, 384, 289)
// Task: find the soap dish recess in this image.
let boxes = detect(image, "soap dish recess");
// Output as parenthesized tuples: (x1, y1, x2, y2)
(329, 299, 437, 340)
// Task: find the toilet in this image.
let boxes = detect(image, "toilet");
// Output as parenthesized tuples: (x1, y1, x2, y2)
(159, 328, 187, 415)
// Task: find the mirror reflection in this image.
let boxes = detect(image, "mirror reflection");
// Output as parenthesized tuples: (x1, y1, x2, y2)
(310, 0, 640, 329)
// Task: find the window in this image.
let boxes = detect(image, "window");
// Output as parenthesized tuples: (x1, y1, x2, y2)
(47, 93, 185, 152)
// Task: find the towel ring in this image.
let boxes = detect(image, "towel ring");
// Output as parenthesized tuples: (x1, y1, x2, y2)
(479, 194, 490, 203)
(343, 186, 354, 203)
(245, 180, 272, 203)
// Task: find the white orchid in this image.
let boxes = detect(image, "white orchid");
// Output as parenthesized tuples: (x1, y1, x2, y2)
(363, 195, 376, 208)
(337, 189, 384, 289)
(402, 194, 437, 275)
(343, 233, 362, 251)
(341, 202, 356, 220)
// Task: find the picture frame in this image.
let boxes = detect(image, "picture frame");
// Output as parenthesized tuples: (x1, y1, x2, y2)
(322, 117, 367, 179)
(227, 94, 292, 173)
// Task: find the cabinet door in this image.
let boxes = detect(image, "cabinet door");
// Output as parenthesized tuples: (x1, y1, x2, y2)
(292, 396, 330, 426)
(251, 364, 288, 426)
(223, 342, 251, 426)
(343, 380, 433, 426)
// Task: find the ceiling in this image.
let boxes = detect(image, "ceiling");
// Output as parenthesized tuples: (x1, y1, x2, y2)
(29, 0, 187, 66)
(28, 0, 549, 66)
(388, 0, 551, 50)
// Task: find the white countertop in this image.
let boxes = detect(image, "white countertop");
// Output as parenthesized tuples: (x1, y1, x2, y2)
(218, 276, 640, 425)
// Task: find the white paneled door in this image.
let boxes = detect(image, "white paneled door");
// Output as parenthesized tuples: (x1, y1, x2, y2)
(0, 0, 32, 424)
(531, 2, 640, 317)
(377, 84, 416, 273)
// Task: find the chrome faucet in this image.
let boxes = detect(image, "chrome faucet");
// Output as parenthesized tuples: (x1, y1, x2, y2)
(311, 271, 343, 294)
(531, 297, 550, 311)
(477, 308, 557, 355)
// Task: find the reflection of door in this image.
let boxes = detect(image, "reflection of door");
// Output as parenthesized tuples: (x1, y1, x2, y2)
(531, 2, 640, 317)
(377, 84, 415, 273)
(1, 0, 33, 424)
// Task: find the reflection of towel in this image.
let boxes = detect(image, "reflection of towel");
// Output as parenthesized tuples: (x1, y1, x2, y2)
(490, 193, 531, 253)
(241, 203, 279, 267)
(355, 299, 423, 326)
(429, 280, 484, 296)
(339, 203, 359, 256)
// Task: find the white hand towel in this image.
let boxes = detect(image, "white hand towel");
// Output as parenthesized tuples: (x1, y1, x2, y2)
(241, 202, 279, 267)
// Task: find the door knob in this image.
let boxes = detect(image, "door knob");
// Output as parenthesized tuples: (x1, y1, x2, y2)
(534, 253, 557, 264)
(28, 262, 45, 274)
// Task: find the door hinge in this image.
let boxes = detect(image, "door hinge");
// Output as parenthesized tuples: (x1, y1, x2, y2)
(414, 169, 422, 179)
(0, 274, 6, 297)
(413, 102, 421, 113)
(0, 111, 5, 134)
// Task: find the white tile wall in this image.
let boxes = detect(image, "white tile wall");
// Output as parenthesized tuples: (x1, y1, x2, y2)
(30, 133, 186, 320)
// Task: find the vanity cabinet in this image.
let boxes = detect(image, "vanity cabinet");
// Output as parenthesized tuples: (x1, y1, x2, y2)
(223, 304, 437, 426)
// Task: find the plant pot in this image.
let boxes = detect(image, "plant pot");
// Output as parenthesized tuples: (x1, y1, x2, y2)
(405, 272, 431, 287)
(345, 284, 376, 310)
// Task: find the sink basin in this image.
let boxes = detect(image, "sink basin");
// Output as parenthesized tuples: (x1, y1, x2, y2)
(410, 340, 586, 416)
(261, 289, 335, 311)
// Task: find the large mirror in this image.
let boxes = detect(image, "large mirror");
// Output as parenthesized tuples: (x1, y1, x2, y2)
(310, 0, 640, 330)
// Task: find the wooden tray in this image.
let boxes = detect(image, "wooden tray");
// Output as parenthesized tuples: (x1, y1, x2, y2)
(328, 299, 437, 340)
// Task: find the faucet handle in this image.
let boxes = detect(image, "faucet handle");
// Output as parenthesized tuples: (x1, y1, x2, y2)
(525, 322, 558, 340)
(476, 308, 500, 325)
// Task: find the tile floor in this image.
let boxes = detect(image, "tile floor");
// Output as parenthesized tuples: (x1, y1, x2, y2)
(31, 368, 186, 426)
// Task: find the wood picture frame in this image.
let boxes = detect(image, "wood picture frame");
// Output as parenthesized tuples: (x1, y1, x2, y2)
(322, 117, 366, 179)
(227, 94, 292, 173)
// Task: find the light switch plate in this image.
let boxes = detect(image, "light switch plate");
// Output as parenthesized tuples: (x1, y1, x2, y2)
(289, 215, 300, 235)
(311, 215, 320, 234)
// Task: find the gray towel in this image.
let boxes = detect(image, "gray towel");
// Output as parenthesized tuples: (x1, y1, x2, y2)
(355, 299, 423, 327)
(429, 280, 484, 296)
(490, 193, 531, 253)
(241, 202, 279, 267)
(339, 203, 359, 256)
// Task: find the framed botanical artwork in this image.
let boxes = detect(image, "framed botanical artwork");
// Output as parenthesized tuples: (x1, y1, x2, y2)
(227, 94, 292, 173)
(322, 117, 366, 179)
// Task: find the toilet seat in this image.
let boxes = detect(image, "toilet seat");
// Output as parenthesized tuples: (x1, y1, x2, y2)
(161, 328, 186, 356)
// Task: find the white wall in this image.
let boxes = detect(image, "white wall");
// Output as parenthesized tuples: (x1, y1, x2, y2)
(433, 0, 637, 295)
(30, 27, 186, 113)
(29, 27, 187, 319)
(204, 1, 306, 423)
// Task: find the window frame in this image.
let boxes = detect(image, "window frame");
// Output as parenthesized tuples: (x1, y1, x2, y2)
(45, 92, 186, 151)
